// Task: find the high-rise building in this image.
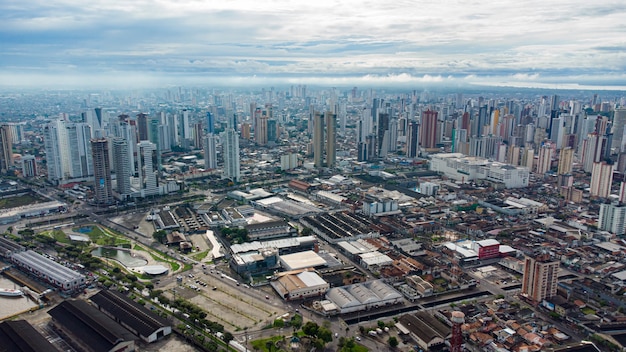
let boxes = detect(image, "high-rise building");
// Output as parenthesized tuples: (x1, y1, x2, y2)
(521, 253, 559, 304)
(0, 125, 13, 173)
(376, 112, 390, 157)
(112, 138, 132, 199)
(255, 111, 268, 146)
(91, 138, 113, 206)
(221, 128, 240, 182)
(203, 134, 218, 170)
(21, 154, 37, 178)
(241, 123, 251, 140)
(180, 109, 192, 141)
(536, 143, 554, 174)
(419, 110, 438, 149)
(313, 112, 324, 168)
(43, 120, 94, 184)
(406, 121, 419, 158)
(325, 112, 336, 168)
(137, 141, 159, 196)
(66, 123, 93, 179)
(599, 202, 626, 235)
(557, 147, 574, 175)
(581, 133, 606, 173)
(3, 123, 23, 145)
(136, 113, 149, 141)
(206, 112, 214, 134)
(267, 119, 278, 144)
(312, 111, 337, 168)
(590, 161, 614, 198)
(43, 120, 64, 183)
(193, 122, 203, 149)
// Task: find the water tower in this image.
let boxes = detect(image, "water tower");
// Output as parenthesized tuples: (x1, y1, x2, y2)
(450, 311, 465, 352)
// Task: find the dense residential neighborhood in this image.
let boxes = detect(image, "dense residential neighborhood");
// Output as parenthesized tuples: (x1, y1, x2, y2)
(0, 86, 625, 352)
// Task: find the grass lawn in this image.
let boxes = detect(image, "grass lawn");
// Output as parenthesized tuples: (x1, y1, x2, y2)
(72, 225, 130, 246)
(52, 229, 71, 244)
(251, 336, 284, 352)
(581, 307, 596, 315)
(192, 250, 209, 261)
(0, 193, 45, 210)
(133, 244, 181, 272)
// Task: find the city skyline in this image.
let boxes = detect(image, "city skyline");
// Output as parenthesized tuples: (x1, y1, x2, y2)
(1, 0, 625, 90)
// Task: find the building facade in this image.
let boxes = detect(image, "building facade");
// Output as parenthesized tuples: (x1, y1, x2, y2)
(521, 254, 559, 304)
(91, 138, 113, 205)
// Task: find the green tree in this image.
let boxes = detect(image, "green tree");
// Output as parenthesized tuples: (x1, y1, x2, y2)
(152, 230, 167, 244)
(302, 321, 319, 337)
(388, 336, 399, 348)
(377, 320, 385, 329)
(289, 314, 303, 330)
(301, 227, 313, 236)
(317, 327, 333, 343)
(222, 332, 234, 344)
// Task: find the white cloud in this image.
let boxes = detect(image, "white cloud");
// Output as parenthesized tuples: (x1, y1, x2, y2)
(0, 0, 625, 88)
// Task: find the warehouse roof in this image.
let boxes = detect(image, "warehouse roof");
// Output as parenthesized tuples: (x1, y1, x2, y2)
(0, 320, 57, 352)
(90, 290, 169, 338)
(48, 300, 136, 352)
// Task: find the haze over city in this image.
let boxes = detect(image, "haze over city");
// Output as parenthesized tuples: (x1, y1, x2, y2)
(1, 0, 626, 90)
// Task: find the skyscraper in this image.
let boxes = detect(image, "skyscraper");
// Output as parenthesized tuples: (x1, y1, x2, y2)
(203, 134, 218, 170)
(557, 147, 574, 175)
(137, 141, 159, 196)
(221, 127, 240, 182)
(112, 138, 132, 199)
(325, 112, 336, 168)
(312, 111, 337, 168)
(0, 125, 13, 173)
(406, 121, 419, 158)
(313, 112, 324, 168)
(521, 253, 559, 304)
(256, 111, 268, 146)
(136, 113, 149, 141)
(206, 112, 214, 134)
(599, 202, 626, 236)
(419, 110, 438, 149)
(536, 143, 554, 174)
(590, 161, 614, 198)
(91, 138, 113, 206)
(43, 119, 94, 184)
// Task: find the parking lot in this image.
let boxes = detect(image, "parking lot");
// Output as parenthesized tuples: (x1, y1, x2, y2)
(166, 269, 289, 331)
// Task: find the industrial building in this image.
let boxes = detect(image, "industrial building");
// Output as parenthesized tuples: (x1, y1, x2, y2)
(10, 250, 85, 293)
(0, 237, 25, 258)
(230, 247, 280, 276)
(397, 311, 451, 351)
(279, 250, 327, 271)
(324, 280, 403, 314)
(270, 270, 329, 301)
(48, 300, 136, 352)
(230, 235, 317, 255)
(429, 153, 529, 188)
(90, 289, 172, 343)
(0, 319, 58, 352)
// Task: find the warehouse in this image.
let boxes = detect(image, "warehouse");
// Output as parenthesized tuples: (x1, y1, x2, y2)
(325, 280, 403, 314)
(49, 300, 136, 352)
(11, 250, 85, 293)
(0, 320, 57, 352)
(90, 289, 171, 343)
(279, 250, 327, 271)
(270, 270, 330, 301)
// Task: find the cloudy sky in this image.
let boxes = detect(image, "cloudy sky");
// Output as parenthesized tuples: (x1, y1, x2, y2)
(1, 0, 625, 89)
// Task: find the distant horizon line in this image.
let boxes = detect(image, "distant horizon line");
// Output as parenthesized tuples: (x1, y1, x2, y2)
(0, 74, 625, 93)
